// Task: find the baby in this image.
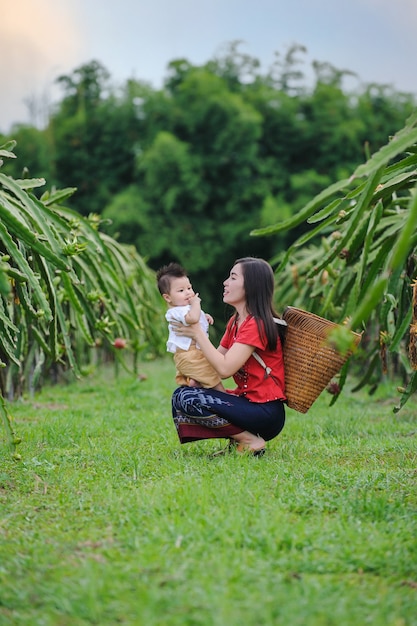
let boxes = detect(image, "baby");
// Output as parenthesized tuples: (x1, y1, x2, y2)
(156, 262, 225, 391)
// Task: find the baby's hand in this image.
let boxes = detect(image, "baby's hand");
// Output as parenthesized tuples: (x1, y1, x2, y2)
(184, 293, 202, 325)
(205, 313, 214, 325)
(190, 293, 201, 306)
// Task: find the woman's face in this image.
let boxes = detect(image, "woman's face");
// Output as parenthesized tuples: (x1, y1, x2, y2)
(223, 264, 246, 307)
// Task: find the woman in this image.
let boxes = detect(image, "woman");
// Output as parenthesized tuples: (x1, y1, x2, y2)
(170, 257, 287, 455)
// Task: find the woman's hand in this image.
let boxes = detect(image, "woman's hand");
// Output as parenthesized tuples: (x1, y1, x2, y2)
(170, 320, 202, 341)
(171, 319, 255, 378)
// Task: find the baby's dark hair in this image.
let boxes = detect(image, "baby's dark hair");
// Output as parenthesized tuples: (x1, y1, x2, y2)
(156, 262, 187, 295)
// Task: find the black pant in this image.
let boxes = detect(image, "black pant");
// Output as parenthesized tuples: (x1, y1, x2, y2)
(172, 387, 286, 441)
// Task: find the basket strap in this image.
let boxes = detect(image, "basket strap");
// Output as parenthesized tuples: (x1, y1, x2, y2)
(252, 351, 283, 388)
(252, 316, 287, 381)
(252, 351, 271, 375)
(273, 317, 287, 326)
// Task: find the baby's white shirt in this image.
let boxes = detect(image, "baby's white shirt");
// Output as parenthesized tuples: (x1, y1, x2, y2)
(165, 306, 209, 353)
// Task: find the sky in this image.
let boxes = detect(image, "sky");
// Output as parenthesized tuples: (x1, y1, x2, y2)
(1, 0, 417, 134)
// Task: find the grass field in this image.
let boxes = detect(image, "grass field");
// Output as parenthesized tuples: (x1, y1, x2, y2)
(1, 357, 416, 625)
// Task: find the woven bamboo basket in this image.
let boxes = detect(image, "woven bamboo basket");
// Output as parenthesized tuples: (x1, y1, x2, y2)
(282, 306, 362, 413)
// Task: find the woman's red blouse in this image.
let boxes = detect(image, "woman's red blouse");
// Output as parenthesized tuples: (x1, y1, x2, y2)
(220, 315, 286, 403)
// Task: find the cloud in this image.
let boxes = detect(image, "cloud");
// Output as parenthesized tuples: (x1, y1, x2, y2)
(0, 0, 84, 131)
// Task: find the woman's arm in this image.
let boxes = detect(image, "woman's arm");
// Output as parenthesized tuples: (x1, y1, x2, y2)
(172, 321, 254, 378)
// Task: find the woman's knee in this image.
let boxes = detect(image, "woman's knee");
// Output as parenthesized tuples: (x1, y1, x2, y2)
(172, 386, 204, 413)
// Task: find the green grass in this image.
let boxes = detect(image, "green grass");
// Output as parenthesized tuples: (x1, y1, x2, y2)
(1, 358, 416, 626)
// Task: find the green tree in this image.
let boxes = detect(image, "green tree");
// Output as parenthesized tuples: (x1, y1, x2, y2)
(3, 47, 416, 324)
(205, 40, 261, 92)
(104, 67, 269, 317)
(51, 61, 137, 215)
(0, 124, 54, 183)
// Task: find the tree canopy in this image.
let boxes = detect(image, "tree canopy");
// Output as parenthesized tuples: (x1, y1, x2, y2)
(0, 43, 416, 422)
(2, 46, 415, 317)
(1, 43, 416, 324)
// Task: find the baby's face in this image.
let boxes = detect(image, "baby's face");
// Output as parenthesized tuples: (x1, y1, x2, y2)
(165, 276, 195, 307)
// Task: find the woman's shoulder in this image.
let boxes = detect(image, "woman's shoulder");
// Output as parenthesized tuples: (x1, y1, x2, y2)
(241, 315, 264, 333)
(237, 315, 266, 348)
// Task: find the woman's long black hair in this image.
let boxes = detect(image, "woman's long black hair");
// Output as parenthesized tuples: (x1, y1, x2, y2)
(234, 257, 286, 350)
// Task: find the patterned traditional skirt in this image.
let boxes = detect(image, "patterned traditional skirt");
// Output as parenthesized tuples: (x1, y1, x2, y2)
(171, 386, 285, 444)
